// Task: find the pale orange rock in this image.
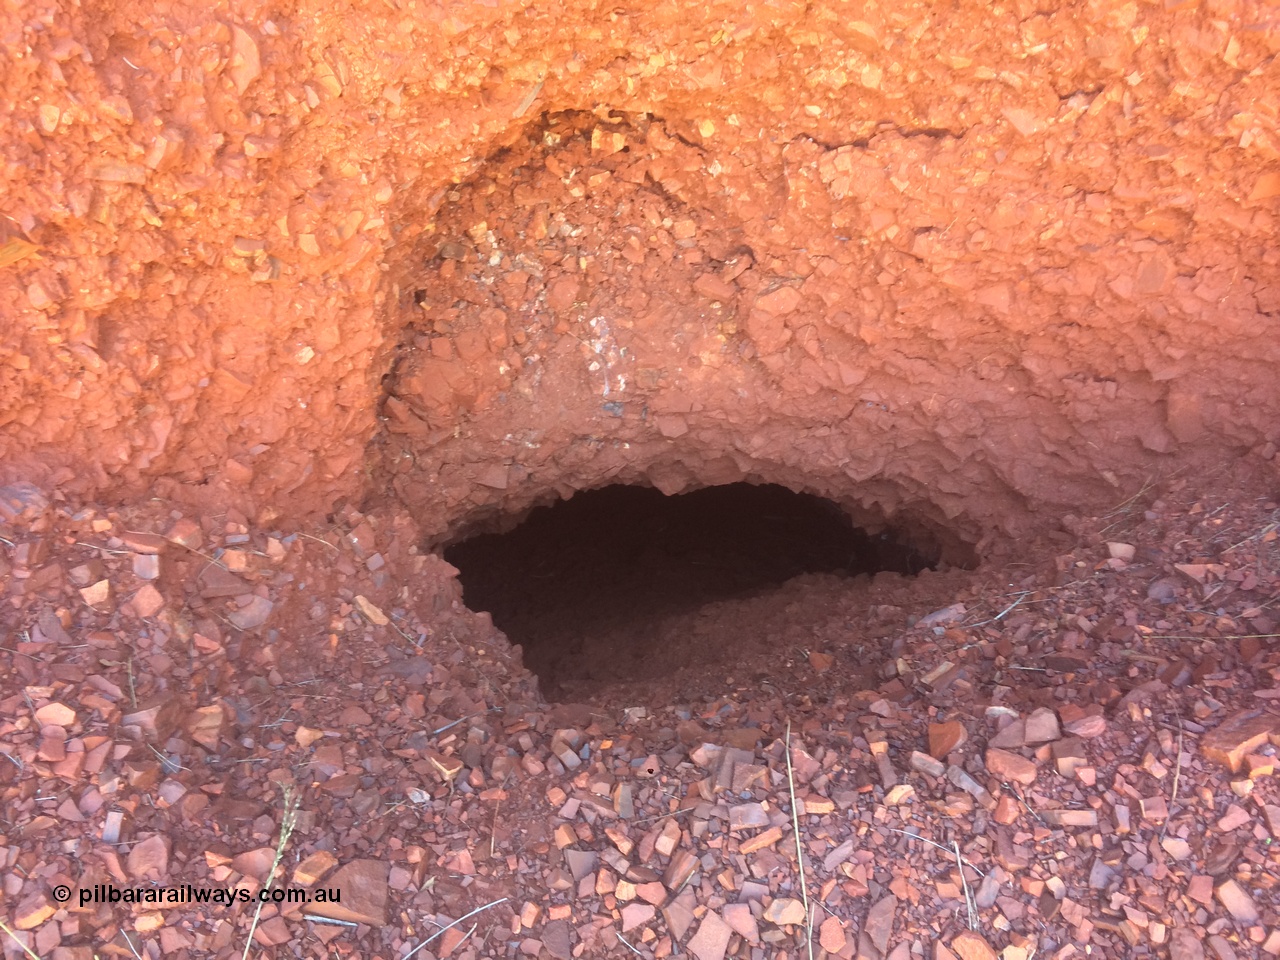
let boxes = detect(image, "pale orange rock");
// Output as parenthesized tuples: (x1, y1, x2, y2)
(739, 825, 783, 853)
(34, 702, 76, 726)
(80, 579, 111, 606)
(985, 747, 1038, 785)
(1201, 709, 1280, 773)
(951, 930, 998, 960)
(820, 915, 847, 952)
(763, 897, 806, 926)
(295, 725, 324, 748)
(293, 850, 338, 886)
(13, 894, 55, 930)
(127, 834, 170, 880)
(130, 583, 165, 617)
(188, 705, 224, 750)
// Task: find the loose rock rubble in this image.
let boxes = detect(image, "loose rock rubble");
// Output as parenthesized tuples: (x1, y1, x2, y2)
(2, 460, 1280, 959)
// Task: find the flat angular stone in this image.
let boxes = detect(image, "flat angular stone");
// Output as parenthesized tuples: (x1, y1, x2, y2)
(228, 595, 273, 629)
(687, 910, 732, 960)
(910, 751, 946, 776)
(820, 915, 848, 953)
(354, 594, 388, 625)
(864, 894, 898, 954)
(929, 721, 967, 758)
(947, 765, 996, 809)
(122, 531, 167, 554)
(308, 860, 388, 925)
(985, 748, 1038, 785)
(1217, 804, 1251, 832)
(1170, 927, 1206, 960)
(127, 834, 170, 880)
(1215, 879, 1259, 923)
(635, 881, 666, 905)
(198, 565, 249, 598)
(988, 720, 1027, 749)
(763, 897, 806, 926)
(132, 553, 160, 579)
(1059, 703, 1107, 738)
(80, 579, 111, 606)
(662, 890, 696, 940)
(1201, 709, 1280, 773)
(293, 850, 338, 885)
(13, 894, 56, 930)
(621, 903, 654, 932)
(1025, 708, 1061, 744)
(663, 849, 698, 891)
(130, 583, 165, 617)
(1140, 795, 1168, 821)
(35, 702, 76, 726)
(542, 919, 572, 960)
(231, 846, 277, 882)
(951, 931, 998, 960)
(739, 825, 783, 853)
(723, 902, 759, 942)
(1052, 738, 1088, 777)
(1040, 809, 1097, 828)
(165, 518, 204, 549)
(729, 802, 768, 830)
(564, 848, 596, 881)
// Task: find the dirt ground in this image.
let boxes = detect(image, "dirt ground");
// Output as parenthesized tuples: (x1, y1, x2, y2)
(4, 445, 1280, 960)
(3, 0, 1280, 957)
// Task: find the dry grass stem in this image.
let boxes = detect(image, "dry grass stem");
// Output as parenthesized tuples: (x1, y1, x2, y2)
(1163, 719, 1184, 840)
(955, 840, 977, 931)
(403, 897, 509, 960)
(888, 829, 986, 876)
(0, 919, 43, 960)
(241, 784, 299, 960)
(785, 720, 815, 960)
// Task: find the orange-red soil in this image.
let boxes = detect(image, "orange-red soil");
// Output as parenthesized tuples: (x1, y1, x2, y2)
(2, 0, 1278, 552)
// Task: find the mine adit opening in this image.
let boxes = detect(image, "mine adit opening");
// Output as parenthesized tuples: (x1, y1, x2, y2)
(444, 482, 964, 700)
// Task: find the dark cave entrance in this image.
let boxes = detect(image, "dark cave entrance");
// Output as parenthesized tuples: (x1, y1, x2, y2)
(443, 482, 945, 700)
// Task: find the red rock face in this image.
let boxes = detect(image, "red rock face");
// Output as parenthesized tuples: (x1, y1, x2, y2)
(1, 1, 1278, 546)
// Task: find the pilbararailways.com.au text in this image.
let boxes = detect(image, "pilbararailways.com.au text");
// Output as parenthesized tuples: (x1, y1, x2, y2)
(73, 883, 340, 908)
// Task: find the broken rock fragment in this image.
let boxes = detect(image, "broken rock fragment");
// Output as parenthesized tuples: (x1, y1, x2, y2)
(862, 894, 897, 955)
(229, 595, 273, 629)
(763, 897, 806, 926)
(951, 931, 998, 960)
(928, 720, 967, 758)
(307, 859, 389, 925)
(1201, 709, 1280, 773)
(687, 910, 732, 960)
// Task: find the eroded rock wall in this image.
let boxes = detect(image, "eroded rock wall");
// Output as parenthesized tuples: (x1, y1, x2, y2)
(2, 0, 1278, 541)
